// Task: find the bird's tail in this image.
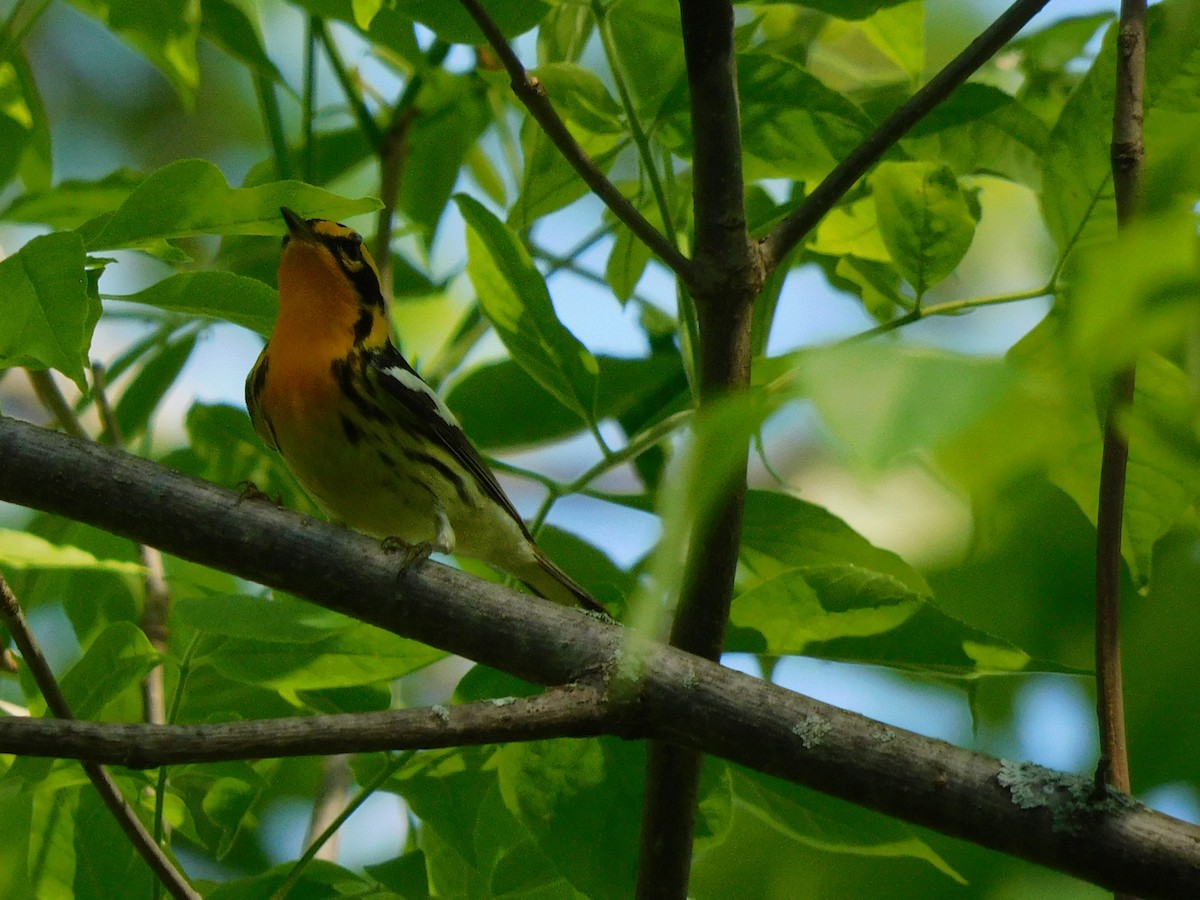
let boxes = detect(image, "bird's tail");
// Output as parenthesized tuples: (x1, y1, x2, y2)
(517, 547, 609, 616)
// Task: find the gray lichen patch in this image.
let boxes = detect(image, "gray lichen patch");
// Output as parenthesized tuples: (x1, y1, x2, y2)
(997, 760, 1136, 834)
(792, 713, 832, 749)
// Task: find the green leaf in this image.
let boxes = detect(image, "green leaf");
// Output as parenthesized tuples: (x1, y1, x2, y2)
(510, 117, 624, 228)
(456, 194, 600, 424)
(59, 623, 161, 720)
(201, 767, 271, 860)
(741, 0, 913, 21)
(161, 402, 315, 516)
(65, 0, 201, 108)
(1049, 352, 1200, 591)
(446, 352, 686, 451)
(0, 529, 144, 574)
(396, 0, 549, 43)
(1119, 355, 1200, 588)
(1041, 3, 1200, 260)
(402, 72, 490, 241)
(607, 219, 653, 303)
(291, 0, 549, 44)
(1039, 23, 1117, 258)
(733, 768, 965, 882)
(1, 169, 144, 230)
(171, 593, 362, 644)
(376, 746, 531, 894)
(352, 0, 383, 29)
(792, 343, 1013, 469)
(497, 739, 636, 899)
(29, 778, 79, 900)
(1063, 211, 1200, 372)
(0, 231, 97, 391)
(0, 55, 51, 192)
(708, 54, 872, 183)
(112, 333, 197, 440)
(606, 0, 686, 119)
(209, 622, 445, 696)
(904, 83, 1048, 188)
(114, 270, 279, 337)
(207, 860, 374, 900)
(741, 490, 930, 594)
(531, 63, 625, 135)
(200, 0, 286, 82)
(730, 564, 1055, 675)
(80, 158, 380, 250)
(871, 161, 980, 298)
(635, 389, 784, 631)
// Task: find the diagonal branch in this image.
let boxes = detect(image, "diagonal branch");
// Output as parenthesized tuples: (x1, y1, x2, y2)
(1, 418, 1199, 897)
(455, 0, 695, 282)
(758, 0, 1054, 273)
(0, 572, 199, 900)
(0, 685, 616, 766)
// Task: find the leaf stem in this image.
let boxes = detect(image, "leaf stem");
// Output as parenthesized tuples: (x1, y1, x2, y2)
(255, 72, 292, 180)
(302, 17, 318, 183)
(316, 19, 383, 150)
(846, 282, 1053, 343)
(592, 0, 679, 251)
(454, 0, 695, 282)
(271, 752, 414, 900)
(0, 573, 199, 900)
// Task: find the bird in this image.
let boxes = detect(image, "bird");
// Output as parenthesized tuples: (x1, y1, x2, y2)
(246, 207, 607, 615)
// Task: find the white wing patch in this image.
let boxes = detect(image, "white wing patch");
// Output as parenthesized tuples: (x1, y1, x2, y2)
(380, 365, 461, 429)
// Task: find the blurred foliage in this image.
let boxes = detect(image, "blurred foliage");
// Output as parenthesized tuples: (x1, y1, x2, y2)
(1, 0, 1199, 897)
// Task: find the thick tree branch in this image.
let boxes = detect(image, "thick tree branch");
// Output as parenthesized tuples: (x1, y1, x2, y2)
(0, 572, 199, 900)
(1, 419, 1199, 897)
(637, 3, 761, 895)
(454, 0, 695, 282)
(759, 0, 1053, 273)
(0, 686, 615, 766)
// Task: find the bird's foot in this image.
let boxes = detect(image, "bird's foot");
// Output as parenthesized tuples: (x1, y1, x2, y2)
(236, 480, 281, 505)
(381, 537, 436, 574)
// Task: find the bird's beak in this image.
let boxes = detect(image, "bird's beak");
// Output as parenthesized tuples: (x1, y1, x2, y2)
(280, 207, 318, 244)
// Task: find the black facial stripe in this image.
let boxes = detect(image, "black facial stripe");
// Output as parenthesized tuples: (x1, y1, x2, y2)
(352, 307, 374, 344)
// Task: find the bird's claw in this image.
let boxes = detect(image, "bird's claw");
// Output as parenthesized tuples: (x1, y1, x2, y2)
(236, 480, 281, 505)
(382, 537, 434, 574)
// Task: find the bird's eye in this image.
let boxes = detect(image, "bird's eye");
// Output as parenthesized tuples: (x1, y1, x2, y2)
(343, 235, 363, 262)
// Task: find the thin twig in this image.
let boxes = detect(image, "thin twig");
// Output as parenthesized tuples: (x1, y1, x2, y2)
(272, 752, 414, 900)
(0, 573, 199, 900)
(759, 0, 1054, 273)
(592, 0, 679, 251)
(302, 16, 318, 183)
(374, 39, 450, 303)
(316, 19, 383, 149)
(26, 370, 89, 440)
(256, 71, 293, 180)
(303, 754, 353, 863)
(1095, 0, 1147, 837)
(92, 362, 171, 728)
(844, 282, 1054, 344)
(0, 686, 616, 765)
(455, 0, 695, 282)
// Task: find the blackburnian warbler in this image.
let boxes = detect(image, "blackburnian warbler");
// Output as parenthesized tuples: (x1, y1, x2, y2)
(246, 207, 606, 614)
